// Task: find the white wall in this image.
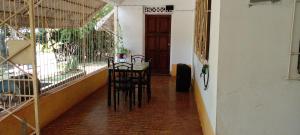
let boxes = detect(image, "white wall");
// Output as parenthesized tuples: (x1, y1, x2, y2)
(217, 0, 300, 135)
(117, 0, 195, 67)
(171, 11, 194, 65)
(117, 0, 300, 135)
(118, 0, 219, 133)
(193, 0, 220, 132)
(118, 6, 144, 55)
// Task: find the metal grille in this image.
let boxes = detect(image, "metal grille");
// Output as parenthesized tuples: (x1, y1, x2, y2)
(0, 0, 115, 134)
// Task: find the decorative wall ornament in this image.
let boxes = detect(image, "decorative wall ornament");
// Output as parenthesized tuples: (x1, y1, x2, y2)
(144, 6, 173, 15)
(194, 0, 211, 62)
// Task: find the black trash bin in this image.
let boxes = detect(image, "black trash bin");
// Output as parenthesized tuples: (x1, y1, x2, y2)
(176, 64, 191, 92)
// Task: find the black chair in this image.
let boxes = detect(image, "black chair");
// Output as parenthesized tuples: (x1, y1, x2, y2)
(145, 58, 152, 102)
(112, 62, 134, 111)
(131, 55, 145, 63)
(107, 57, 114, 102)
(131, 55, 144, 104)
(106, 57, 114, 67)
(131, 57, 152, 104)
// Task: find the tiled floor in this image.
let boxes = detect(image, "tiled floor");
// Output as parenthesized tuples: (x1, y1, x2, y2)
(42, 76, 203, 135)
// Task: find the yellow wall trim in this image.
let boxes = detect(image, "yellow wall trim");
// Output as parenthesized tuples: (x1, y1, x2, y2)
(193, 80, 215, 135)
(171, 64, 177, 76)
(0, 69, 108, 135)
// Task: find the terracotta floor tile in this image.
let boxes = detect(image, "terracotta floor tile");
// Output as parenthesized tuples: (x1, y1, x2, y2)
(42, 76, 203, 135)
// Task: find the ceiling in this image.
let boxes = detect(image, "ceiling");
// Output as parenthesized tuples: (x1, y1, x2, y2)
(0, 0, 108, 28)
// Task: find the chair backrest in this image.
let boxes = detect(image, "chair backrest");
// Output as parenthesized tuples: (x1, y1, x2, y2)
(146, 58, 152, 80)
(131, 55, 145, 64)
(106, 57, 114, 67)
(147, 58, 152, 74)
(138, 58, 152, 81)
(112, 62, 133, 89)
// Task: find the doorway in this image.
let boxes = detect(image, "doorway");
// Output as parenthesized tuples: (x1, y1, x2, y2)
(145, 15, 171, 75)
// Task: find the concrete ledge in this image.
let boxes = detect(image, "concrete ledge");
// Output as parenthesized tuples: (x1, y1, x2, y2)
(0, 68, 108, 135)
(193, 80, 215, 135)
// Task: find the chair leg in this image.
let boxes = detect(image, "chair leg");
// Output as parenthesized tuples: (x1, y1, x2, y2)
(114, 89, 116, 111)
(147, 83, 151, 103)
(129, 89, 132, 110)
(125, 90, 128, 101)
(133, 87, 136, 105)
(142, 86, 146, 100)
(117, 91, 120, 105)
(140, 87, 143, 104)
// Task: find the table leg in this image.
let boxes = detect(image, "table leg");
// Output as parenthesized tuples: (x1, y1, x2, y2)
(138, 72, 142, 108)
(108, 70, 111, 106)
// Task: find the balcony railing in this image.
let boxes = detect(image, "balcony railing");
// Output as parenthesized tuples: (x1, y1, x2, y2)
(0, 1, 115, 134)
(0, 27, 115, 113)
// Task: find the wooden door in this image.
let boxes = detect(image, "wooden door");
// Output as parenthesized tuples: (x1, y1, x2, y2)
(145, 15, 171, 75)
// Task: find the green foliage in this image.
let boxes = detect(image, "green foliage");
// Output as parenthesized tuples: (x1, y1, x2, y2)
(0, 26, 10, 58)
(0, 26, 11, 37)
(36, 4, 113, 48)
(48, 4, 114, 45)
(116, 23, 124, 46)
(116, 45, 128, 54)
(59, 29, 82, 43)
(36, 4, 115, 72)
(65, 56, 79, 71)
(82, 4, 114, 36)
(36, 28, 47, 44)
(115, 22, 129, 54)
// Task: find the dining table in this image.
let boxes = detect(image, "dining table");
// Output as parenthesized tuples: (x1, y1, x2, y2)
(107, 62, 149, 108)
